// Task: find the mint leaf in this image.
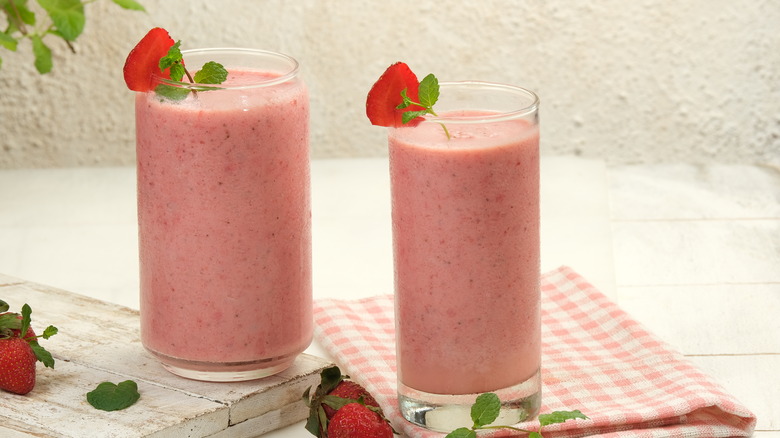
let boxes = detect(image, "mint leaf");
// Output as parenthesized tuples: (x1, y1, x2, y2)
(87, 381, 141, 411)
(471, 392, 501, 428)
(402, 110, 428, 124)
(529, 433, 542, 438)
(418, 73, 440, 109)
(37, 0, 85, 42)
(159, 41, 184, 80)
(396, 88, 413, 109)
(31, 35, 52, 74)
(154, 84, 190, 101)
(538, 410, 588, 427)
(194, 61, 227, 85)
(445, 428, 477, 438)
(111, 0, 145, 11)
(0, 299, 9, 312)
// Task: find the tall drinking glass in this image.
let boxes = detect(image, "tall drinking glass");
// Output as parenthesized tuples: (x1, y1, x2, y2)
(390, 81, 541, 430)
(135, 49, 311, 382)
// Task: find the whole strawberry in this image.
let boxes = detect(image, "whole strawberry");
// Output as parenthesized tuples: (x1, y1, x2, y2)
(303, 365, 393, 437)
(0, 337, 37, 394)
(0, 300, 58, 395)
(328, 402, 394, 438)
(323, 380, 380, 419)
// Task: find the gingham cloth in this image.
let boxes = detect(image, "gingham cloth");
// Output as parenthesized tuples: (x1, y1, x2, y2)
(313, 266, 756, 437)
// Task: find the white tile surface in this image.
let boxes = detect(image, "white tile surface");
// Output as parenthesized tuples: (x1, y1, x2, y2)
(618, 283, 780, 355)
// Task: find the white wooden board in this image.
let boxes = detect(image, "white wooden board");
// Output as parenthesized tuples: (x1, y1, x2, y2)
(0, 273, 332, 437)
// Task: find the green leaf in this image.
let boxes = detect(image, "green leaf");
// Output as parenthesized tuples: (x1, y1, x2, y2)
(158, 40, 184, 79)
(529, 433, 542, 438)
(0, 32, 18, 51)
(37, 0, 85, 41)
(154, 84, 190, 101)
(418, 73, 440, 108)
(0, 299, 8, 312)
(20, 303, 31, 338)
(110, 0, 145, 11)
(396, 88, 412, 109)
(538, 410, 588, 427)
(30, 34, 52, 73)
(87, 380, 141, 411)
(194, 61, 227, 84)
(30, 342, 55, 368)
(2, 0, 36, 27)
(42, 325, 58, 339)
(445, 428, 477, 438)
(0, 313, 21, 333)
(402, 110, 428, 124)
(471, 392, 501, 428)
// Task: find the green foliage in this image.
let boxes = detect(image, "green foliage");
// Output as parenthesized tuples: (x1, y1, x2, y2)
(0, 0, 146, 73)
(87, 380, 141, 411)
(443, 392, 589, 438)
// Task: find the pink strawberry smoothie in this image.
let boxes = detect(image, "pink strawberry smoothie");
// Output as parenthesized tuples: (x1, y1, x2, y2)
(135, 67, 311, 376)
(390, 111, 540, 395)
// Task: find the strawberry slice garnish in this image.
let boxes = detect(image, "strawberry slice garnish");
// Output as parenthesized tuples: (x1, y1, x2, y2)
(123, 27, 176, 92)
(366, 62, 424, 127)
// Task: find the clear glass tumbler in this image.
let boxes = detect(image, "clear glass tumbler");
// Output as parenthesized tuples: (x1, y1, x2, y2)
(135, 49, 312, 382)
(389, 81, 541, 431)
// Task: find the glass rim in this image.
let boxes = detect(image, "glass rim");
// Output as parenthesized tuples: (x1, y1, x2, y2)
(151, 47, 300, 90)
(419, 80, 540, 124)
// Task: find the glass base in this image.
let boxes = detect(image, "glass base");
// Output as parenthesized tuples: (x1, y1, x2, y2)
(398, 368, 541, 433)
(147, 349, 298, 382)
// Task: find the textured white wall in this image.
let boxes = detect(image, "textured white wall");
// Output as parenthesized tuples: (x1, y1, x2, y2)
(1, 0, 778, 168)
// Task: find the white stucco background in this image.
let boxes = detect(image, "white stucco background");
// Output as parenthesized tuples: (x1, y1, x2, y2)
(1, 0, 778, 168)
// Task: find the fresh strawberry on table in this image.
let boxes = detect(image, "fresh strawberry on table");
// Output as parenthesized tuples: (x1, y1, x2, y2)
(123, 27, 176, 92)
(303, 365, 394, 437)
(0, 300, 58, 395)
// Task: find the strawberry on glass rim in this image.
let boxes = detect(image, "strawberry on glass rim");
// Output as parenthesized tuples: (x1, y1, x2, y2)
(365, 62, 423, 127)
(366, 62, 450, 137)
(123, 27, 175, 92)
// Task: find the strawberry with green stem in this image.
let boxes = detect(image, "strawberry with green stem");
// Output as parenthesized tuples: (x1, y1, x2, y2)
(303, 365, 394, 437)
(123, 27, 227, 100)
(366, 61, 450, 138)
(0, 300, 58, 395)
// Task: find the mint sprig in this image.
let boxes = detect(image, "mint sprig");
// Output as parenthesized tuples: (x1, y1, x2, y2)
(1, 0, 145, 73)
(154, 41, 228, 100)
(445, 392, 588, 438)
(87, 380, 141, 411)
(397, 73, 450, 138)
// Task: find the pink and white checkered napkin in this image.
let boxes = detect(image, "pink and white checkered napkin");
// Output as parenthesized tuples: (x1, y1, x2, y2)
(312, 266, 756, 438)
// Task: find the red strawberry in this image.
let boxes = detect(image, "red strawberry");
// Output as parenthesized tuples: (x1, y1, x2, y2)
(327, 402, 394, 438)
(123, 27, 176, 92)
(323, 380, 380, 419)
(303, 365, 394, 437)
(366, 62, 423, 127)
(0, 303, 58, 395)
(0, 337, 37, 395)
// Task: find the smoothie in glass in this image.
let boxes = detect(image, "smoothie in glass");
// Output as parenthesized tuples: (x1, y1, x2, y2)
(135, 49, 311, 381)
(390, 82, 541, 430)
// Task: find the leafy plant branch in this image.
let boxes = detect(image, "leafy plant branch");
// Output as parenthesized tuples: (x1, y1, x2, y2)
(0, 0, 145, 73)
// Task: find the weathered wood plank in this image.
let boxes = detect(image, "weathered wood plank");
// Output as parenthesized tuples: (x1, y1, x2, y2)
(0, 274, 332, 437)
